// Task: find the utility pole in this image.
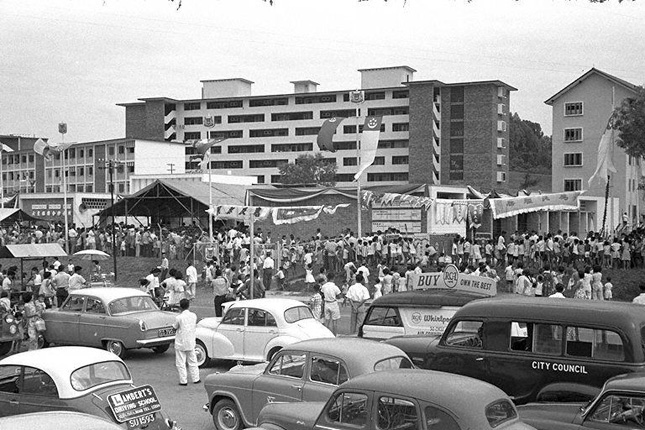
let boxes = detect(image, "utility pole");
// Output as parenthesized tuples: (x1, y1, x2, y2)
(99, 159, 125, 282)
(167, 163, 175, 174)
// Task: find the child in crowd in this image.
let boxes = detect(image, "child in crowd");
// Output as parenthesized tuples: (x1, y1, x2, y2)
(604, 277, 613, 300)
(309, 284, 323, 322)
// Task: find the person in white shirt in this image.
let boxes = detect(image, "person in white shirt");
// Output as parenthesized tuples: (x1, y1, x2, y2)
(549, 283, 566, 298)
(262, 252, 274, 291)
(632, 284, 645, 305)
(172, 299, 200, 386)
(346, 274, 371, 334)
(185, 264, 198, 300)
(68, 266, 86, 291)
(320, 274, 342, 335)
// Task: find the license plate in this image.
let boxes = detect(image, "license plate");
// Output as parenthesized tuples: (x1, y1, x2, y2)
(127, 413, 155, 428)
(158, 327, 176, 337)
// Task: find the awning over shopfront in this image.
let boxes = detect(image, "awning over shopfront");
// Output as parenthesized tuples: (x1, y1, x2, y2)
(0, 243, 67, 258)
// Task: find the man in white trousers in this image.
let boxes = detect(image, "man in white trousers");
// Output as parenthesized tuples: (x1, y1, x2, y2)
(172, 298, 200, 386)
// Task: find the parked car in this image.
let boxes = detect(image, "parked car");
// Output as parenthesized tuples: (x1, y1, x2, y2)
(195, 298, 334, 367)
(0, 346, 180, 429)
(254, 369, 535, 430)
(386, 296, 645, 404)
(42, 287, 177, 358)
(359, 288, 487, 340)
(518, 372, 645, 429)
(0, 307, 21, 357)
(204, 337, 414, 430)
(0, 411, 125, 430)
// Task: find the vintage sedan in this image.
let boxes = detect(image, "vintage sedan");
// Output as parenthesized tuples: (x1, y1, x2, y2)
(255, 369, 535, 430)
(42, 288, 177, 358)
(518, 372, 645, 429)
(0, 346, 180, 429)
(195, 298, 333, 367)
(204, 337, 413, 430)
(0, 411, 125, 430)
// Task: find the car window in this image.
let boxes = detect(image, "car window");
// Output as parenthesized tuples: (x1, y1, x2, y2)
(22, 367, 58, 398)
(221, 308, 245, 325)
(326, 392, 369, 427)
(365, 307, 402, 327)
(374, 356, 413, 371)
(533, 323, 563, 356)
(566, 327, 624, 361)
(108, 296, 157, 315)
(310, 356, 348, 385)
(0, 365, 21, 394)
(377, 396, 419, 430)
(444, 320, 483, 348)
(62, 296, 85, 312)
(425, 405, 459, 430)
(485, 399, 517, 428)
(284, 306, 314, 323)
(70, 360, 131, 391)
(85, 298, 106, 314)
(248, 308, 277, 327)
(268, 353, 306, 379)
(589, 394, 645, 426)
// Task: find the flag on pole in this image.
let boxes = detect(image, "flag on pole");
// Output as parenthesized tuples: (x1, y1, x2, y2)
(354, 116, 382, 180)
(192, 137, 226, 170)
(33, 139, 73, 161)
(316, 117, 344, 152)
(588, 115, 617, 186)
(0, 142, 13, 153)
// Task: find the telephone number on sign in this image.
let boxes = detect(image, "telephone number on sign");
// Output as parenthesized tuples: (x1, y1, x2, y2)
(128, 413, 155, 428)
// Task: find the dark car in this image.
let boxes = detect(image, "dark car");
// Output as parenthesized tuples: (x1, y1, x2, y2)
(386, 296, 645, 404)
(255, 369, 535, 430)
(0, 308, 21, 357)
(518, 372, 645, 429)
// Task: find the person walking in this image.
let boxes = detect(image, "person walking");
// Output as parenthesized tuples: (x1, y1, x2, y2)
(52, 268, 70, 307)
(262, 251, 274, 291)
(346, 273, 370, 334)
(212, 269, 229, 317)
(185, 263, 198, 300)
(172, 299, 200, 386)
(320, 273, 342, 335)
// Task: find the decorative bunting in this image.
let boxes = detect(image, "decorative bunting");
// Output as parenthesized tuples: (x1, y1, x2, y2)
(209, 204, 349, 224)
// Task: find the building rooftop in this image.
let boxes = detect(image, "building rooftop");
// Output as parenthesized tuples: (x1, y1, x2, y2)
(544, 67, 639, 105)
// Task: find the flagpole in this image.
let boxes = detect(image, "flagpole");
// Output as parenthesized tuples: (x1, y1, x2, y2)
(60, 127, 70, 254)
(351, 90, 364, 238)
(0, 147, 4, 209)
(249, 207, 255, 299)
(208, 149, 213, 244)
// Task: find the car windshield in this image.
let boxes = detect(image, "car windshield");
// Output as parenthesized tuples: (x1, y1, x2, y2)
(485, 399, 517, 428)
(374, 356, 414, 371)
(284, 306, 314, 323)
(109, 296, 158, 315)
(70, 360, 131, 391)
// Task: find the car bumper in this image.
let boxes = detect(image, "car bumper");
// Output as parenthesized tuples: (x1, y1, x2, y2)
(136, 336, 175, 347)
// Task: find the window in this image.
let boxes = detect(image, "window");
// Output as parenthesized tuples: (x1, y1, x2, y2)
(221, 307, 245, 325)
(184, 132, 201, 141)
(450, 138, 464, 154)
(271, 111, 313, 121)
(425, 406, 460, 430)
(249, 129, 289, 138)
(335, 174, 355, 182)
(486, 400, 517, 428)
(70, 361, 130, 392)
(566, 327, 624, 361)
(284, 306, 314, 323)
(343, 157, 357, 166)
(88, 148, 93, 157)
(118, 184, 124, 193)
(392, 123, 409, 132)
(450, 154, 463, 172)
(326, 392, 369, 426)
(450, 86, 465, 103)
(228, 114, 264, 123)
(392, 90, 409, 99)
(564, 179, 582, 192)
(334, 141, 357, 151)
(392, 156, 409, 165)
(21, 367, 58, 397)
(377, 397, 419, 430)
(270, 175, 282, 183)
(295, 94, 337, 104)
(373, 156, 385, 165)
(211, 160, 243, 169)
(184, 102, 201, 111)
(368, 107, 409, 116)
(295, 127, 321, 136)
(365, 307, 402, 327)
(249, 97, 288, 107)
(564, 153, 583, 166)
(533, 324, 563, 355)
(268, 353, 306, 378)
(210, 130, 243, 139)
(589, 394, 645, 425)
(378, 140, 408, 149)
(497, 120, 507, 132)
(321, 109, 356, 119)
(207, 100, 243, 109)
(228, 145, 265, 154)
(365, 91, 385, 100)
(108, 147, 114, 156)
(85, 298, 106, 314)
(367, 172, 409, 182)
(564, 128, 583, 142)
(374, 357, 413, 371)
(0, 365, 21, 394)
(249, 159, 288, 169)
(247, 308, 277, 327)
(271, 143, 313, 153)
(565, 102, 584, 116)
(184, 117, 203, 125)
(450, 104, 464, 119)
(310, 356, 348, 385)
(256, 175, 265, 184)
(497, 154, 505, 166)
(444, 320, 483, 348)
(62, 296, 85, 312)
(450, 122, 464, 137)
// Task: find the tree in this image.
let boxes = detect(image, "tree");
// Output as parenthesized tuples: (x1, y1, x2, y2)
(509, 112, 552, 174)
(613, 86, 645, 158)
(278, 153, 337, 186)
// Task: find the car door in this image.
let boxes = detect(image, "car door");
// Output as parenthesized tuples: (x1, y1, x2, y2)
(217, 307, 246, 359)
(302, 354, 349, 402)
(313, 390, 371, 430)
(251, 351, 306, 420)
(17, 366, 69, 415)
(431, 319, 489, 382)
(45, 295, 85, 345)
(244, 308, 279, 361)
(78, 297, 107, 347)
(0, 365, 22, 417)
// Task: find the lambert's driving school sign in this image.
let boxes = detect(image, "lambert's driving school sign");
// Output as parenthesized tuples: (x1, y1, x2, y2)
(410, 264, 497, 296)
(107, 385, 161, 423)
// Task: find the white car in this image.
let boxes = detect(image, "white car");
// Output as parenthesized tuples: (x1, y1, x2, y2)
(195, 298, 334, 367)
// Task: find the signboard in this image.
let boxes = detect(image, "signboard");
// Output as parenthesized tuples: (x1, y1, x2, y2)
(107, 385, 162, 426)
(372, 221, 421, 233)
(23, 198, 72, 220)
(409, 264, 497, 296)
(372, 208, 421, 221)
(399, 307, 461, 336)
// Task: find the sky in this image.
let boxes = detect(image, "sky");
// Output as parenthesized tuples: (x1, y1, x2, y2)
(1, 0, 644, 143)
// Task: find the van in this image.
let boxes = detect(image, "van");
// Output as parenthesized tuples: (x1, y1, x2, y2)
(386, 296, 645, 404)
(358, 289, 487, 340)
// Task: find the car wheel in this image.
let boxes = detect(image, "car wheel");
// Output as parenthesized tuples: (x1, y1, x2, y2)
(152, 344, 170, 354)
(105, 340, 126, 358)
(195, 340, 210, 368)
(212, 399, 242, 430)
(0, 342, 11, 357)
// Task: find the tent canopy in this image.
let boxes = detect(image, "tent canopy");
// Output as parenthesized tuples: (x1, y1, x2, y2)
(0, 243, 67, 259)
(247, 184, 427, 204)
(0, 208, 44, 224)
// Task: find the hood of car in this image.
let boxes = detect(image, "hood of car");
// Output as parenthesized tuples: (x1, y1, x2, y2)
(228, 362, 268, 375)
(258, 401, 325, 428)
(517, 402, 582, 427)
(197, 317, 223, 330)
(129, 311, 177, 329)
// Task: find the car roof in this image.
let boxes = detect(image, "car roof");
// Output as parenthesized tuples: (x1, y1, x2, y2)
(604, 372, 645, 392)
(370, 288, 487, 307)
(69, 287, 149, 303)
(343, 369, 510, 408)
(456, 296, 645, 328)
(229, 298, 309, 312)
(0, 411, 123, 430)
(285, 338, 409, 374)
(0, 346, 131, 399)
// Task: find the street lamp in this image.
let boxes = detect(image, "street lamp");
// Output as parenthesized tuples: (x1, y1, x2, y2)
(99, 158, 125, 282)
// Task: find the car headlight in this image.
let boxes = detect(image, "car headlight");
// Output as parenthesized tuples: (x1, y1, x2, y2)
(139, 320, 147, 331)
(5, 314, 14, 324)
(9, 325, 17, 335)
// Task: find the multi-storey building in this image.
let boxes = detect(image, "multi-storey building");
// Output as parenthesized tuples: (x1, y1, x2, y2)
(546, 68, 641, 234)
(119, 66, 514, 190)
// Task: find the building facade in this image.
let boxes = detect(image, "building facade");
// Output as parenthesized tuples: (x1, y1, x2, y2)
(546, 68, 641, 234)
(119, 66, 514, 191)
